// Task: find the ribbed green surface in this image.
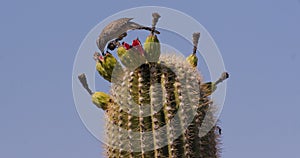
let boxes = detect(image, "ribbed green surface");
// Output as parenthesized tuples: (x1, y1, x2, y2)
(76, 14, 226, 158)
(104, 55, 221, 158)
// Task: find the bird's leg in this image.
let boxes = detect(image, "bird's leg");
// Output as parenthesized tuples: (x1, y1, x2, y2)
(138, 27, 160, 34)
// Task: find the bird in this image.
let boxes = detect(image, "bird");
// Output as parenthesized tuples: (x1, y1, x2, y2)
(96, 18, 160, 55)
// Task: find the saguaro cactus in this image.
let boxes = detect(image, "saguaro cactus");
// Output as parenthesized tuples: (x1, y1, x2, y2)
(78, 13, 228, 158)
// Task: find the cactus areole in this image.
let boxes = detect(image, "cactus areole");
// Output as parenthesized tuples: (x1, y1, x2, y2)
(78, 12, 228, 158)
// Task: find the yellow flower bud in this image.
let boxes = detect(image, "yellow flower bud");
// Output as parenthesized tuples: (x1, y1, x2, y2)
(143, 34, 161, 62)
(186, 53, 198, 68)
(92, 92, 111, 110)
(94, 52, 121, 82)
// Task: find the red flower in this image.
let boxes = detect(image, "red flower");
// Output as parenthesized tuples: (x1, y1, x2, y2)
(132, 38, 141, 47)
(131, 38, 144, 55)
(122, 42, 131, 50)
(121, 38, 144, 55)
(99, 55, 104, 61)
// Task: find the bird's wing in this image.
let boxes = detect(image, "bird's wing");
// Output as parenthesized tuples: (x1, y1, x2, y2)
(102, 18, 133, 36)
(126, 21, 144, 30)
(96, 18, 145, 53)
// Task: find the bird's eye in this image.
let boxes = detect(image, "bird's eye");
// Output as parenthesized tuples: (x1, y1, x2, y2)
(107, 42, 116, 50)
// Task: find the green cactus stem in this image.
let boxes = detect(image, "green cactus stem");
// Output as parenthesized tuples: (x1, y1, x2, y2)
(78, 13, 229, 158)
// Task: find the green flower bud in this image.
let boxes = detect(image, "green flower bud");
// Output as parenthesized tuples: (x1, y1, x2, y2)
(94, 52, 121, 82)
(117, 45, 134, 68)
(92, 92, 111, 110)
(186, 53, 198, 68)
(117, 40, 146, 70)
(103, 52, 117, 77)
(200, 82, 217, 97)
(95, 60, 109, 81)
(143, 34, 161, 62)
(117, 45, 127, 57)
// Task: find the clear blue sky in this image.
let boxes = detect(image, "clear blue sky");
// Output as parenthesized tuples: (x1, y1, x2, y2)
(0, 0, 299, 158)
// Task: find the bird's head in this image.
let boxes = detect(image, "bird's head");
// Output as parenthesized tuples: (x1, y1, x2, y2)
(96, 38, 105, 54)
(107, 41, 116, 51)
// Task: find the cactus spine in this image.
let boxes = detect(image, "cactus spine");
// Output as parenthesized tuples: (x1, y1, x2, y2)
(78, 13, 228, 158)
